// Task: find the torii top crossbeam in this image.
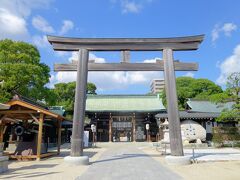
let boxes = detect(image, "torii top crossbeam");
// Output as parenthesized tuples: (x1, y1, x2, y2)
(47, 35, 204, 51)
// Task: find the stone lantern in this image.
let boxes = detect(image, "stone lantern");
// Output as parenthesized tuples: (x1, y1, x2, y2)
(161, 119, 170, 143)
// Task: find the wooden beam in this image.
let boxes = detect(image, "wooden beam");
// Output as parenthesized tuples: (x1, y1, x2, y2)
(37, 113, 44, 160)
(54, 61, 198, 72)
(57, 120, 62, 155)
(29, 113, 39, 122)
(3, 117, 18, 123)
(0, 110, 37, 114)
(47, 35, 204, 51)
(163, 49, 183, 156)
(47, 35, 205, 51)
(6, 101, 60, 119)
(47, 35, 204, 44)
(0, 115, 7, 121)
(0, 125, 4, 142)
(51, 42, 201, 51)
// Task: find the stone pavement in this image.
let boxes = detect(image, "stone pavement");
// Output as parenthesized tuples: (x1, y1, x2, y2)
(77, 143, 182, 180)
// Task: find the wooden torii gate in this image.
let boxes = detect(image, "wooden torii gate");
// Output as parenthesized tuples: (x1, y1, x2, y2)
(47, 35, 204, 158)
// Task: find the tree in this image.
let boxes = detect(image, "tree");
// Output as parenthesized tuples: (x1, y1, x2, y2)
(0, 39, 50, 102)
(227, 72, 240, 105)
(87, 82, 97, 94)
(216, 72, 240, 122)
(161, 77, 223, 109)
(50, 81, 97, 118)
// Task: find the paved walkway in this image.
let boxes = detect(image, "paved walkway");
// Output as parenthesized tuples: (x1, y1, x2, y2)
(77, 143, 182, 180)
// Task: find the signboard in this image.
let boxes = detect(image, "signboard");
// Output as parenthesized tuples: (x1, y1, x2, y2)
(84, 131, 89, 147)
(91, 124, 96, 133)
(136, 126, 144, 140)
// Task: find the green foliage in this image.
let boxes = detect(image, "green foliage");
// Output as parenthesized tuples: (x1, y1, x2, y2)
(161, 77, 223, 109)
(212, 127, 240, 147)
(216, 109, 240, 122)
(87, 82, 97, 94)
(226, 72, 240, 105)
(49, 81, 97, 118)
(209, 92, 232, 103)
(216, 72, 240, 122)
(0, 39, 50, 102)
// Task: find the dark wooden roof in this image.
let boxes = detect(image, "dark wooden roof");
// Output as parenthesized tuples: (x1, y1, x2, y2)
(12, 94, 48, 109)
(0, 94, 67, 121)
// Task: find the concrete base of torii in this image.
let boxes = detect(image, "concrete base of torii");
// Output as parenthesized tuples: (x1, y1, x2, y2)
(64, 156, 89, 166)
(165, 155, 192, 165)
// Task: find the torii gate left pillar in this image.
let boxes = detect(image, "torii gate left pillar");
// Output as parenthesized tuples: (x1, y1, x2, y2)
(64, 49, 90, 165)
(71, 49, 89, 157)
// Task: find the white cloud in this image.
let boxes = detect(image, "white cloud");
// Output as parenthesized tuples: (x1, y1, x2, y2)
(121, 1, 142, 14)
(50, 70, 162, 91)
(32, 35, 50, 48)
(211, 23, 237, 43)
(59, 20, 74, 35)
(216, 44, 240, 85)
(49, 56, 163, 91)
(0, 8, 29, 40)
(32, 19, 75, 49)
(143, 58, 161, 63)
(183, 72, 194, 78)
(0, 0, 53, 41)
(0, 0, 53, 18)
(67, 52, 106, 63)
(211, 24, 220, 43)
(55, 51, 69, 57)
(111, 0, 153, 14)
(222, 23, 237, 36)
(32, 15, 55, 33)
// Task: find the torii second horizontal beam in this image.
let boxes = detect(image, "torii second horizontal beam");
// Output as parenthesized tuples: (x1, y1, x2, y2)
(54, 62, 198, 72)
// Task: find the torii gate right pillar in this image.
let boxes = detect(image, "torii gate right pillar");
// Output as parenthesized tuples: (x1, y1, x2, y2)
(163, 48, 184, 156)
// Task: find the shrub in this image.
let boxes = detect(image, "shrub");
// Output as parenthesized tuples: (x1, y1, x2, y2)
(212, 127, 240, 147)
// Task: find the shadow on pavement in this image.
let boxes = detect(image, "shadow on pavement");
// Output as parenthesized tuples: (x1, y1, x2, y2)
(91, 153, 162, 164)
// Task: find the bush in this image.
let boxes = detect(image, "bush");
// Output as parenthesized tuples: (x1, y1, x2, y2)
(212, 127, 240, 147)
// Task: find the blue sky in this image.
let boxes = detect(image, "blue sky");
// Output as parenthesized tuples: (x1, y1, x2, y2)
(0, 0, 239, 94)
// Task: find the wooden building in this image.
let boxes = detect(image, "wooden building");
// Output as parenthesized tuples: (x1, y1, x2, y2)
(85, 96, 236, 143)
(85, 95, 165, 142)
(0, 95, 69, 160)
(155, 99, 236, 141)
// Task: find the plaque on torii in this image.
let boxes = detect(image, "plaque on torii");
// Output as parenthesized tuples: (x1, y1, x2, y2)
(47, 35, 204, 159)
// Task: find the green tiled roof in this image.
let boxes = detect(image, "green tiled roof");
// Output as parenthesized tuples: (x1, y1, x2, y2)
(49, 106, 66, 116)
(187, 99, 234, 113)
(86, 95, 165, 112)
(155, 111, 220, 119)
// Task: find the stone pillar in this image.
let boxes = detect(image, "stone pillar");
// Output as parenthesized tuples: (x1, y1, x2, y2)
(109, 117, 112, 142)
(132, 114, 136, 142)
(163, 49, 183, 156)
(71, 49, 89, 157)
